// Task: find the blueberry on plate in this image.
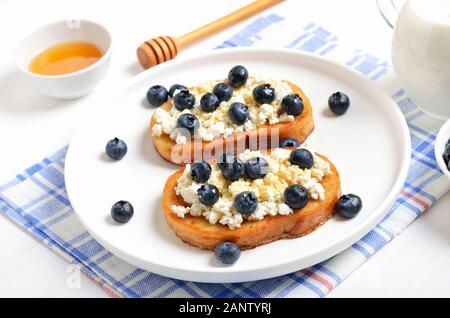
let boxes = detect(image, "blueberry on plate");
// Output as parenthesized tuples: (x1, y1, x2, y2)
(105, 138, 128, 160)
(191, 160, 212, 183)
(173, 90, 196, 111)
(245, 157, 269, 179)
(283, 184, 309, 209)
(146, 85, 169, 107)
(176, 113, 200, 136)
(228, 65, 248, 88)
(198, 184, 220, 206)
(214, 241, 241, 265)
(200, 93, 220, 112)
(234, 191, 258, 214)
(217, 152, 235, 170)
(328, 92, 350, 115)
(213, 83, 233, 103)
(111, 200, 134, 223)
(169, 84, 187, 98)
(217, 153, 245, 181)
(336, 194, 362, 218)
(289, 148, 314, 169)
(253, 84, 275, 104)
(280, 137, 301, 148)
(282, 94, 304, 116)
(228, 102, 249, 125)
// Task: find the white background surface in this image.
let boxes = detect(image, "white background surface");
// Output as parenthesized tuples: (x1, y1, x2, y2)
(0, 0, 449, 297)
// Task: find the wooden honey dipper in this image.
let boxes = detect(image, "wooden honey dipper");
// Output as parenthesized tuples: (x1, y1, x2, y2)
(136, 0, 284, 69)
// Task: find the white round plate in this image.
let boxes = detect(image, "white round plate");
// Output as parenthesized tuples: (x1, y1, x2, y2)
(65, 48, 411, 283)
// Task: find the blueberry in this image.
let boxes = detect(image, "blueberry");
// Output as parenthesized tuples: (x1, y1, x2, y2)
(191, 160, 212, 183)
(328, 92, 350, 115)
(217, 153, 245, 181)
(197, 184, 220, 206)
(213, 83, 233, 103)
(228, 65, 248, 88)
(169, 84, 187, 98)
(289, 148, 314, 169)
(443, 144, 450, 166)
(336, 194, 362, 218)
(245, 157, 269, 179)
(282, 94, 304, 116)
(217, 152, 235, 170)
(146, 85, 169, 107)
(176, 113, 199, 136)
(228, 102, 249, 125)
(280, 137, 301, 148)
(214, 241, 241, 265)
(253, 84, 275, 104)
(284, 185, 309, 209)
(234, 191, 258, 214)
(200, 93, 220, 112)
(111, 201, 134, 223)
(173, 90, 196, 111)
(105, 138, 128, 160)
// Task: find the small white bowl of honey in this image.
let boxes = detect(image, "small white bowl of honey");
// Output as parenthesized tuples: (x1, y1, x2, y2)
(14, 19, 112, 99)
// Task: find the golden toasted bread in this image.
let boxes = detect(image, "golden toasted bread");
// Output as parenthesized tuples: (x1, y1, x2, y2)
(150, 81, 314, 165)
(162, 153, 340, 251)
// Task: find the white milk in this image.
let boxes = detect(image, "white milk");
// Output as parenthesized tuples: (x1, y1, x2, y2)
(392, 0, 450, 119)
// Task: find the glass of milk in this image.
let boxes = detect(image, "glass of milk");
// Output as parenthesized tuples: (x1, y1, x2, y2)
(378, 0, 450, 119)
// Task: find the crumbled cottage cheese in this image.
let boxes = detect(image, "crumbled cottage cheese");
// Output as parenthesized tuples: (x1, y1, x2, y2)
(171, 147, 332, 230)
(152, 77, 295, 144)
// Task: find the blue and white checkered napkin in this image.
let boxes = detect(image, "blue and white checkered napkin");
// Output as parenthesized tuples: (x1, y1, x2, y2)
(1, 13, 449, 297)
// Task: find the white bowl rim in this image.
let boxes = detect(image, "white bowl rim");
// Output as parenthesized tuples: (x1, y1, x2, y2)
(435, 119, 450, 179)
(13, 18, 112, 79)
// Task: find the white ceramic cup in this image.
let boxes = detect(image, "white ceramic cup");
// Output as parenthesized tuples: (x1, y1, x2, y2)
(378, 0, 450, 119)
(14, 19, 112, 99)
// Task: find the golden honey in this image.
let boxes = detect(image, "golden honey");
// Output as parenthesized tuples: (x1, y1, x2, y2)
(29, 41, 103, 76)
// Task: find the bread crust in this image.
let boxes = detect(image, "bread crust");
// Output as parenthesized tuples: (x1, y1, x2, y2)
(162, 154, 340, 250)
(150, 81, 314, 164)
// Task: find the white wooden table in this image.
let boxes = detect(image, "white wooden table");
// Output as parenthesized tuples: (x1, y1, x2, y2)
(0, 0, 449, 298)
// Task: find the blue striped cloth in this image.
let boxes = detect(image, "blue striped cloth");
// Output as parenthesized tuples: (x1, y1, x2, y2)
(1, 13, 448, 297)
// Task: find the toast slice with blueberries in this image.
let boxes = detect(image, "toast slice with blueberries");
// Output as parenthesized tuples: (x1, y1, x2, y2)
(162, 146, 341, 251)
(149, 66, 314, 165)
